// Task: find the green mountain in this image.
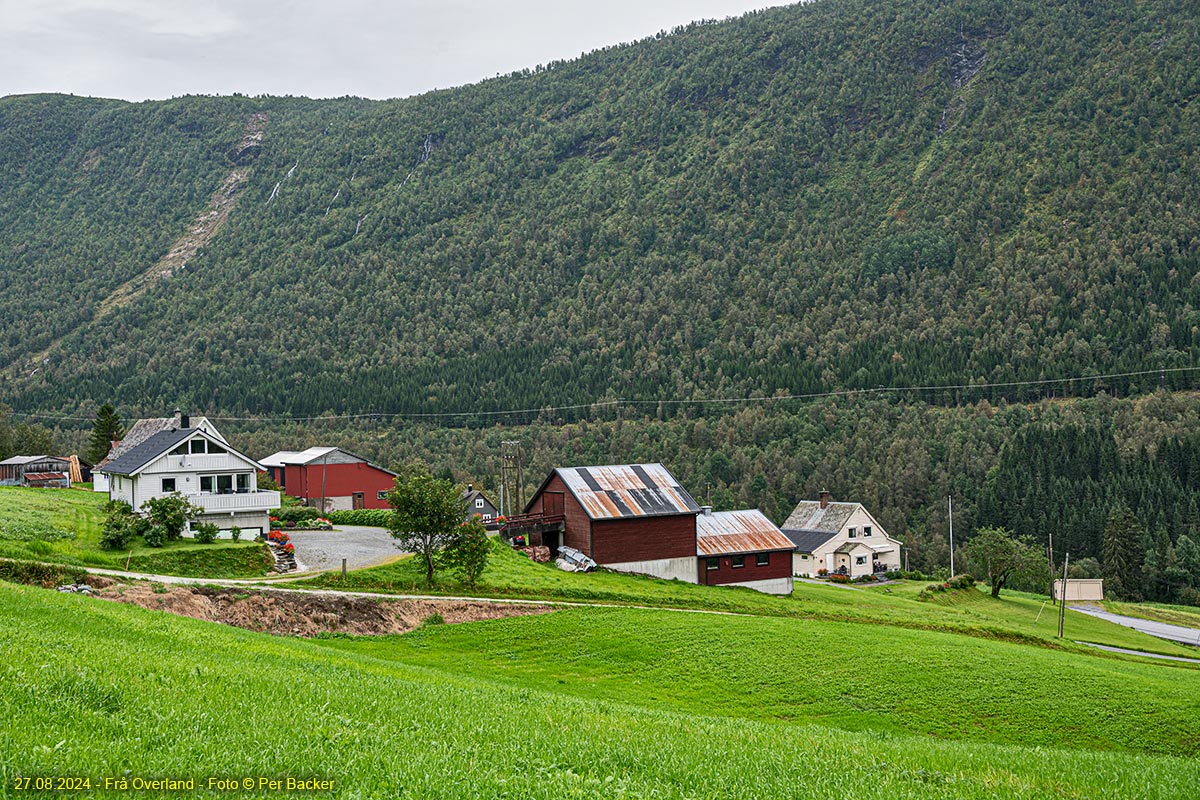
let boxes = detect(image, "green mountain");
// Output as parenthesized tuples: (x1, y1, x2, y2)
(1, 0, 1197, 417)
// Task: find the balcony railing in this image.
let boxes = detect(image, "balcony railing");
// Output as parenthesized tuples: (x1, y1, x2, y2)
(192, 490, 280, 513)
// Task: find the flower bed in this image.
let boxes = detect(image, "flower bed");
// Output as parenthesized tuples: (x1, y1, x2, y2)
(269, 516, 332, 531)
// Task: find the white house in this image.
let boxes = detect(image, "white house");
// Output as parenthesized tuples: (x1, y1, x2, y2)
(97, 420, 278, 537)
(94, 411, 226, 493)
(782, 491, 902, 578)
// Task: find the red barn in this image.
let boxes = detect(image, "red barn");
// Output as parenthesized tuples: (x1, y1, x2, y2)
(260, 447, 396, 512)
(696, 509, 795, 595)
(518, 463, 702, 581)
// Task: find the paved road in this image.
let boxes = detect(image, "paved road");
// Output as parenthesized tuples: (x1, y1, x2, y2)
(287, 525, 406, 573)
(1070, 605, 1200, 647)
(1075, 641, 1200, 663)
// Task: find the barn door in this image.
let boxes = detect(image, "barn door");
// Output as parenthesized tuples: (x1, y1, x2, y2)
(544, 491, 565, 517)
(352, 492, 365, 510)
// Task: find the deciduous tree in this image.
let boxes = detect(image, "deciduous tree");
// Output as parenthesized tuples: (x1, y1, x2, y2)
(388, 462, 465, 584)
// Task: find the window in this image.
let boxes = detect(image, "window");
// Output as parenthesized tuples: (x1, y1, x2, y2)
(864, 526, 872, 537)
(483, 514, 493, 521)
(475, 498, 485, 509)
(200, 475, 214, 493)
(706, 558, 719, 571)
(756, 553, 770, 567)
(161, 478, 176, 492)
(208, 442, 226, 455)
(190, 439, 207, 454)
(732, 556, 745, 569)
(217, 474, 233, 493)
(236, 473, 250, 492)
(377, 490, 389, 501)
(848, 527, 857, 538)
(855, 556, 866, 566)
(170, 444, 188, 456)
(800, 554, 809, 560)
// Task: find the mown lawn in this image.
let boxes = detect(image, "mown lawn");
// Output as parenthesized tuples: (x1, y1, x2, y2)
(3, 581, 1198, 799)
(317, 606, 1200, 756)
(303, 540, 1200, 657)
(0, 486, 271, 578)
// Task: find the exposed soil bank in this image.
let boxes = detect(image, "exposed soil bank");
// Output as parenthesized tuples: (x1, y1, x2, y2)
(92, 578, 551, 636)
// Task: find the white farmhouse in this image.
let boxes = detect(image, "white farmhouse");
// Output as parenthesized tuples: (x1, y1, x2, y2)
(782, 491, 902, 578)
(97, 419, 278, 537)
(94, 411, 226, 493)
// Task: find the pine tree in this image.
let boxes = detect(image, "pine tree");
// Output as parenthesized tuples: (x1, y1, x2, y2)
(1101, 505, 1145, 601)
(86, 404, 124, 464)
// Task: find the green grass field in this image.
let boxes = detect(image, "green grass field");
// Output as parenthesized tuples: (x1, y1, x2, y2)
(0, 486, 271, 578)
(3, 580, 1198, 799)
(1102, 599, 1200, 629)
(303, 541, 1200, 658)
(316, 606, 1200, 756)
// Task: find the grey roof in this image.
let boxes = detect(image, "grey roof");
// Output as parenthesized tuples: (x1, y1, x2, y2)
(0, 455, 51, 466)
(98, 429, 194, 476)
(783, 501, 858, 532)
(781, 528, 839, 552)
(463, 489, 496, 507)
(834, 541, 872, 554)
(98, 418, 177, 467)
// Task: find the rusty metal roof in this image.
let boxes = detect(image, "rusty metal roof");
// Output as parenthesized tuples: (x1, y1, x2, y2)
(23, 472, 68, 482)
(696, 509, 795, 556)
(551, 464, 701, 520)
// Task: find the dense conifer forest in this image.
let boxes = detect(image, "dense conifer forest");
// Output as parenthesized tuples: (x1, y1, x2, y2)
(1, 0, 1198, 596)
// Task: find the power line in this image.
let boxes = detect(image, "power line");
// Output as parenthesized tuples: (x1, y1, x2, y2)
(9, 365, 1199, 426)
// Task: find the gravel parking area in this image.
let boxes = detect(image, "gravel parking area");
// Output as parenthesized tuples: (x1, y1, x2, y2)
(287, 525, 406, 573)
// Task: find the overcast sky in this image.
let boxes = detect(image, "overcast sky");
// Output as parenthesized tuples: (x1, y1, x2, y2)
(1, 1, 788, 102)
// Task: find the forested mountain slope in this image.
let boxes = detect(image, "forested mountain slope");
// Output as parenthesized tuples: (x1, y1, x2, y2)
(1, 0, 1197, 417)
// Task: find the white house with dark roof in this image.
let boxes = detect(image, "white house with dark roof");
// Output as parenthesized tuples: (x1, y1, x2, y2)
(98, 418, 278, 537)
(94, 411, 225, 492)
(782, 491, 902, 578)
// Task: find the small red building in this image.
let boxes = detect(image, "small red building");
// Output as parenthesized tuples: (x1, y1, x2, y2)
(520, 463, 702, 581)
(696, 509, 795, 595)
(260, 447, 396, 512)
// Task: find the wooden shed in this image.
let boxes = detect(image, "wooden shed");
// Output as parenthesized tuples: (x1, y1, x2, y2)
(696, 508, 795, 595)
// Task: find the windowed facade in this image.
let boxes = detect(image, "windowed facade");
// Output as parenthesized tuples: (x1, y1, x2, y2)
(199, 473, 252, 493)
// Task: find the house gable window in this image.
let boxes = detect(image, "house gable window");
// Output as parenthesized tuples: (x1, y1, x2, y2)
(864, 526, 872, 537)
(706, 558, 719, 571)
(161, 478, 176, 493)
(732, 555, 745, 568)
(756, 553, 770, 567)
(475, 498, 485, 509)
(848, 527, 857, 538)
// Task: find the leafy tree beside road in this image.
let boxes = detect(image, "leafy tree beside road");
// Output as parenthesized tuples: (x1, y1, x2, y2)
(387, 463, 469, 584)
(966, 527, 1047, 598)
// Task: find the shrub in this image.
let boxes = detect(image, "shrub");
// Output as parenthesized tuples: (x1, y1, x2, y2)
(946, 573, 976, 590)
(141, 493, 202, 540)
(230, 526, 242, 542)
(193, 522, 219, 544)
(420, 612, 445, 627)
(327, 509, 393, 527)
(816, 568, 829, 576)
(828, 573, 851, 584)
(99, 514, 136, 550)
(142, 523, 167, 548)
(273, 506, 320, 523)
(0, 558, 86, 587)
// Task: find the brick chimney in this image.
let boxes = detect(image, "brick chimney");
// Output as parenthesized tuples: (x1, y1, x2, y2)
(819, 490, 830, 509)
(172, 409, 182, 429)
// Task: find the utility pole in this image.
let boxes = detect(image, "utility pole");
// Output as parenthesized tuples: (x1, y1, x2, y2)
(1048, 530, 1056, 606)
(320, 450, 329, 514)
(501, 441, 525, 516)
(1058, 552, 1070, 639)
(948, 495, 955, 576)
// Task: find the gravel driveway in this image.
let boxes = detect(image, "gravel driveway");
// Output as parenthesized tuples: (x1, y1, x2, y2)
(287, 525, 406, 573)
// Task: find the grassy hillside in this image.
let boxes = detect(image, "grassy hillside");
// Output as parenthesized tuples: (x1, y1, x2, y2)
(3, 581, 1198, 798)
(1, 0, 1197, 417)
(0, 486, 271, 578)
(304, 541, 1200, 657)
(317, 606, 1200, 755)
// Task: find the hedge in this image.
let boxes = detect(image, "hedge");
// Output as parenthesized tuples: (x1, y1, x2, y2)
(327, 509, 393, 527)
